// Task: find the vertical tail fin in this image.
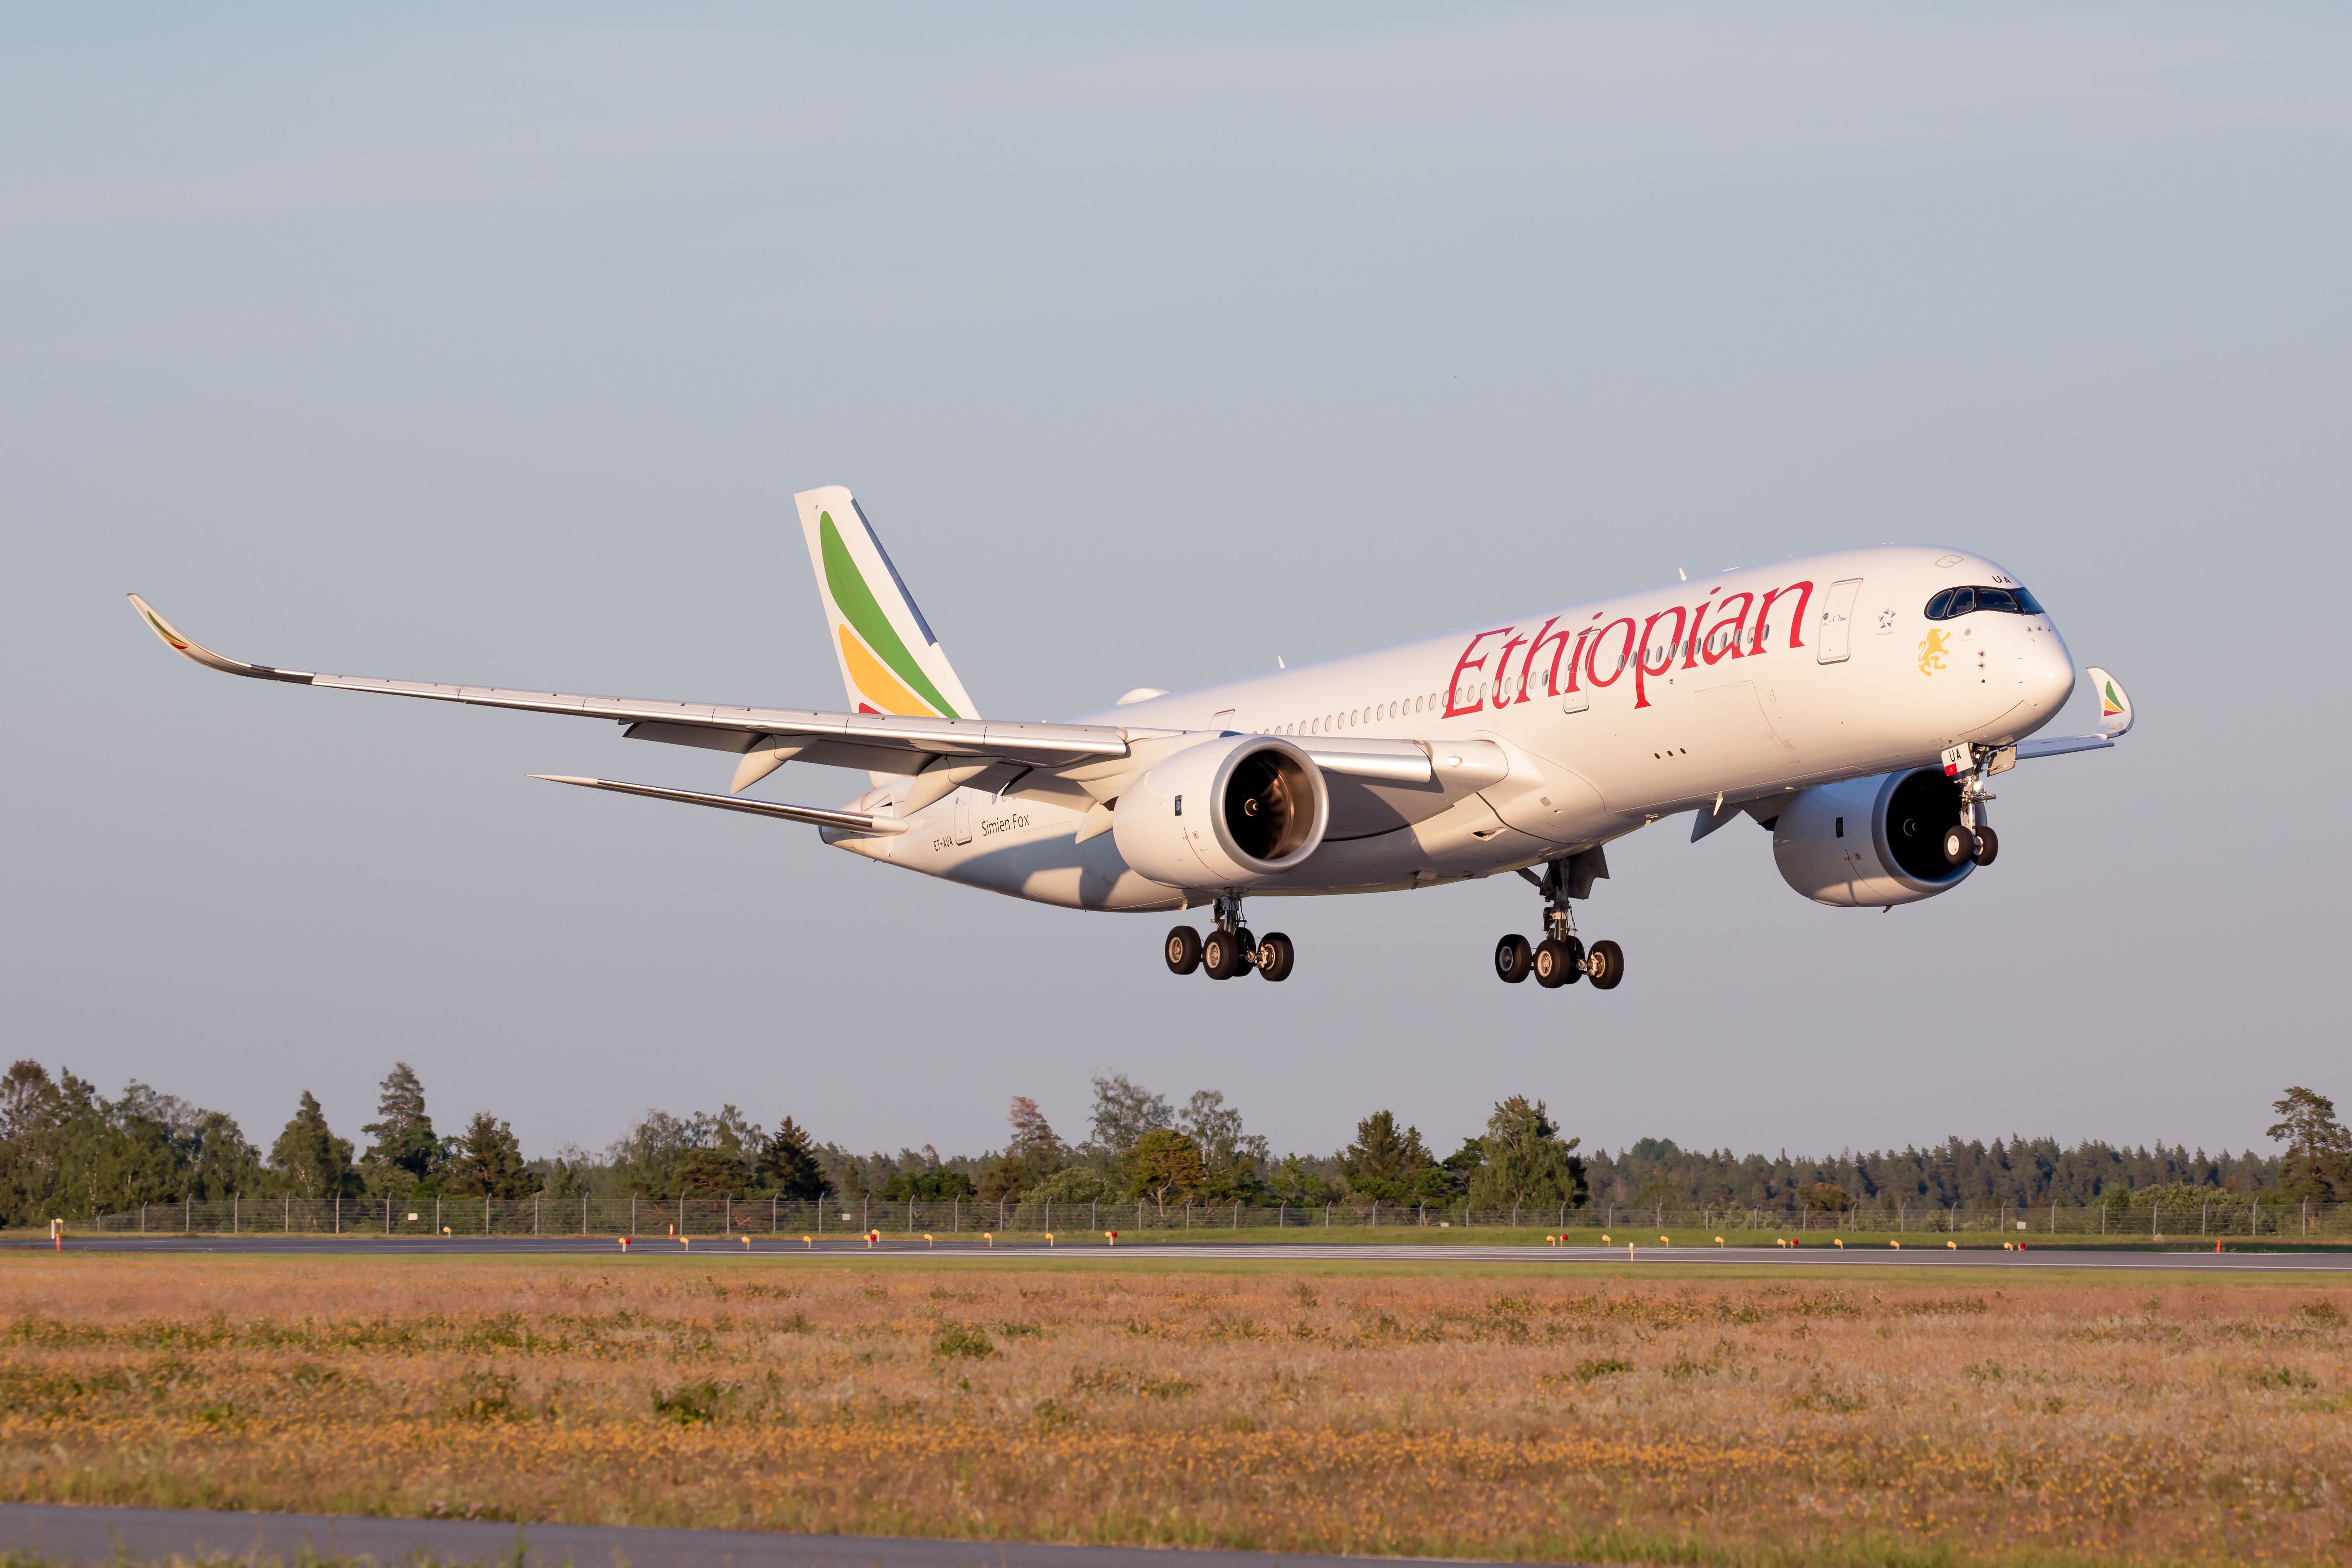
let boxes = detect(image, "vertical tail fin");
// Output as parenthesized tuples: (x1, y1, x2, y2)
(794, 487, 978, 722)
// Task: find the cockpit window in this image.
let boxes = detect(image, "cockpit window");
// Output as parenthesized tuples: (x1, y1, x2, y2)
(1926, 584, 2044, 620)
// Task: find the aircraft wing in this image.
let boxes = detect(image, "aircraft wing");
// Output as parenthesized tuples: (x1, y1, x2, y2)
(127, 595, 1138, 777)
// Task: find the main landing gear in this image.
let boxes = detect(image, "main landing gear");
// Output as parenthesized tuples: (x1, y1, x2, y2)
(1496, 851, 1622, 992)
(1939, 743, 2005, 868)
(1166, 893, 1294, 982)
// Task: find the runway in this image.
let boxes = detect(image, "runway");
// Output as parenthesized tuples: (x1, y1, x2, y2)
(8, 1235, 2349, 1270)
(0, 1501, 1439, 1568)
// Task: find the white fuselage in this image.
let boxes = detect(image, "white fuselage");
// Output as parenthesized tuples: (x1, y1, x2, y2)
(824, 545, 2076, 911)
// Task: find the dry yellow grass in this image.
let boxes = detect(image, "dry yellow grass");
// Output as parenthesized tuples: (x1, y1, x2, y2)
(0, 1254, 2346, 1566)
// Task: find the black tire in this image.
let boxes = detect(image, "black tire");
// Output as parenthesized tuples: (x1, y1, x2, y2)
(1202, 929, 1242, 980)
(1256, 932, 1295, 982)
(1585, 938, 1625, 990)
(1533, 938, 1578, 988)
(1494, 934, 1533, 984)
(1942, 824, 1976, 866)
(1971, 826, 1999, 866)
(1164, 925, 1202, 975)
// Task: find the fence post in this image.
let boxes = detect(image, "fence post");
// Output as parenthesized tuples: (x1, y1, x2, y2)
(773, 1196, 779, 1234)
(630, 1195, 636, 1236)
(2100, 1199, 2106, 1236)
(1091, 1201, 1097, 1232)
(1233, 1202, 1239, 1229)
(953, 1198, 959, 1233)
(1325, 1204, 1330, 1228)
(185, 1196, 191, 1236)
(1369, 1201, 1377, 1227)
(1139, 1199, 1145, 1230)
(334, 1196, 339, 1235)
(233, 1194, 238, 1234)
(679, 1195, 685, 1236)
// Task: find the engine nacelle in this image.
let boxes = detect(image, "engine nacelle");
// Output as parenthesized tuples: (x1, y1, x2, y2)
(1773, 768, 1973, 908)
(1112, 736, 1328, 890)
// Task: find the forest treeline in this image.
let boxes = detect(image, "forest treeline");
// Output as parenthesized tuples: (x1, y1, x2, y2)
(3, 1056, 2345, 1227)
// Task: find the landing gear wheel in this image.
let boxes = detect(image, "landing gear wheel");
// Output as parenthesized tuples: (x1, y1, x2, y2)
(1255, 932, 1295, 982)
(1534, 937, 1580, 988)
(1585, 938, 1625, 990)
(1164, 925, 1202, 975)
(1202, 928, 1244, 980)
(1941, 824, 1977, 866)
(1494, 934, 1533, 984)
(1970, 826, 1999, 866)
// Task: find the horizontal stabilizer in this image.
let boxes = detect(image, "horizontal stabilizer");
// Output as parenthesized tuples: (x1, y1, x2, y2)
(530, 775, 911, 835)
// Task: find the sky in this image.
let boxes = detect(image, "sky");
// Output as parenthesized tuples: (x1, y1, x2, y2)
(4, 4, 2347, 1170)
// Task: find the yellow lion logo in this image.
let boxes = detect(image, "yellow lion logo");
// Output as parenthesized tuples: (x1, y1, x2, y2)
(1917, 629, 1950, 675)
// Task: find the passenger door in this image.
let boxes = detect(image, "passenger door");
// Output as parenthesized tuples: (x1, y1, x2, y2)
(1816, 578, 1863, 664)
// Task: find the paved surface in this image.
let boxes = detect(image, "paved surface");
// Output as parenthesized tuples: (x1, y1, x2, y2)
(0, 1502, 1444, 1568)
(5, 1235, 2348, 1270)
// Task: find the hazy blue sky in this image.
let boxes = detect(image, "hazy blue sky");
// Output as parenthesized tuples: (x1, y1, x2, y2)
(5, 5, 2346, 1168)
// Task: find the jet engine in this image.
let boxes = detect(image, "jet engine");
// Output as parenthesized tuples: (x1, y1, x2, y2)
(1112, 736, 1328, 890)
(1772, 768, 1973, 908)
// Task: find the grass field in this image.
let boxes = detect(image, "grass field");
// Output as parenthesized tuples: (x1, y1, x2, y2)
(2, 1254, 2346, 1566)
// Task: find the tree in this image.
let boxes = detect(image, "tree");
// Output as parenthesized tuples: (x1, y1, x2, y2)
(756, 1117, 827, 1199)
(360, 1062, 444, 1193)
(446, 1112, 535, 1199)
(1801, 1182, 1850, 1213)
(1125, 1128, 1207, 1216)
(879, 1167, 977, 1202)
(1181, 1091, 1269, 1179)
(1341, 1111, 1430, 1184)
(2268, 1086, 2352, 1202)
(675, 1147, 749, 1198)
(269, 1091, 360, 1199)
(1269, 1153, 1338, 1205)
(1088, 1075, 1173, 1157)
(1465, 1096, 1586, 1211)
(1008, 1096, 1064, 1163)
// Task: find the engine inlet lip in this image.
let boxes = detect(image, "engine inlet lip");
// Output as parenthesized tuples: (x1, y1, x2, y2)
(1209, 737, 1329, 876)
(1870, 767, 1974, 894)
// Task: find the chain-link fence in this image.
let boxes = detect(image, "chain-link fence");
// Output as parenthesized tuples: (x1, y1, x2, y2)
(64, 1193, 2352, 1239)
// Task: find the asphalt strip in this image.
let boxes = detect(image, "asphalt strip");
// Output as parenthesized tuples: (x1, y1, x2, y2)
(0, 1503, 1484, 1568)
(5, 1238, 2349, 1270)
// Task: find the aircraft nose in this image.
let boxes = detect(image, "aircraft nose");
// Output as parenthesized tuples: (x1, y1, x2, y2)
(2026, 618, 2077, 717)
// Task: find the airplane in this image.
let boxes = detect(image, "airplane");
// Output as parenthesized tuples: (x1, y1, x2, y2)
(129, 485, 2132, 991)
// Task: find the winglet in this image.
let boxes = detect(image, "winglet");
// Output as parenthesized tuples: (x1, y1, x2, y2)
(2087, 666, 2132, 739)
(126, 595, 313, 683)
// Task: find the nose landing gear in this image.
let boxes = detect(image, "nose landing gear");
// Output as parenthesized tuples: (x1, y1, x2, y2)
(1165, 893, 1294, 982)
(1498, 850, 1621, 992)
(1939, 742, 2010, 867)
